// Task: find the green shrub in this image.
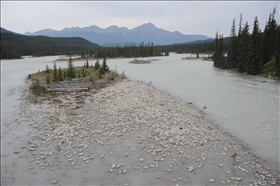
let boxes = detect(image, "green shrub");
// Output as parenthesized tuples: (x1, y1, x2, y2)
(30, 80, 46, 96)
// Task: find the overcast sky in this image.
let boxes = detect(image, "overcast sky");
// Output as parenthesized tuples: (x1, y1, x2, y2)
(1, 1, 279, 37)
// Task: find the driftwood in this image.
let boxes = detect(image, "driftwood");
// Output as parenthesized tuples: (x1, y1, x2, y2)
(47, 88, 89, 92)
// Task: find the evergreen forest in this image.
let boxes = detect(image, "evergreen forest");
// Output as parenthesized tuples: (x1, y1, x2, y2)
(213, 8, 280, 78)
(1, 33, 98, 59)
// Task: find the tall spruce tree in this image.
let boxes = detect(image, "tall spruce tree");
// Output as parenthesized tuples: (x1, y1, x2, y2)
(94, 59, 100, 70)
(67, 57, 75, 79)
(261, 22, 271, 66)
(261, 8, 277, 66)
(101, 55, 109, 73)
(58, 67, 63, 81)
(275, 25, 280, 78)
(53, 62, 57, 82)
(217, 34, 224, 68)
(269, 8, 277, 58)
(235, 13, 243, 68)
(245, 17, 261, 74)
(226, 18, 237, 68)
(213, 31, 224, 68)
(237, 22, 250, 72)
(213, 31, 219, 65)
(86, 59, 89, 68)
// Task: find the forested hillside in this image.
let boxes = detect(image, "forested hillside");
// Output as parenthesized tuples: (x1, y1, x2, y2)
(213, 8, 280, 78)
(1, 32, 99, 59)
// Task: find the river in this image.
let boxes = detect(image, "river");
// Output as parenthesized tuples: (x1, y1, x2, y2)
(1, 53, 279, 172)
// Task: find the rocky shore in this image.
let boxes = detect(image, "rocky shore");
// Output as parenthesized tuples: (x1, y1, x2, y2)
(2, 80, 279, 185)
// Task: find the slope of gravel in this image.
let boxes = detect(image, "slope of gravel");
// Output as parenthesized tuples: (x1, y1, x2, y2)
(1, 80, 279, 185)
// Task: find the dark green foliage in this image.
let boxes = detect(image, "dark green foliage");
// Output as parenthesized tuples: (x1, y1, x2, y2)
(244, 17, 261, 75)
(101, 56, 109, 73)
(226, 18, 238, 68)
(213, 31, 225, 68)
(67, 57, 75, 79)
(237, 22, 250, 72)
(261, 8, 277, 66)
(0, 32, 98, 59)
(58, 67, 63, 81)
(95, 59, 100, 70)
(53, 62, 57, 82)
(94, 42, 161, 58)
(31, 80, 46, 96)
(45, 64, 50, 73)
(275, 26, 280, 77)
(86, 60, 89, 68)
(216, 8, 279, 77)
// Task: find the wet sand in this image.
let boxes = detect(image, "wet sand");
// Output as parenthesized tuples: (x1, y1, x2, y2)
(1, 80, 279, 185)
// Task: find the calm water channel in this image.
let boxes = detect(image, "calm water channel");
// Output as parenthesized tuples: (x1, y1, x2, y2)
(1, 53, 279, 171)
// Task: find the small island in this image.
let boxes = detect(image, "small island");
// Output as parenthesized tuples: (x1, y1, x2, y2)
(28, 57, 125, 98)
(129, 58, 151, 64)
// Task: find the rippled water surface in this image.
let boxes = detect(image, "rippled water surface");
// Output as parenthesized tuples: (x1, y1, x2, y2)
(1, 53, 279, 171)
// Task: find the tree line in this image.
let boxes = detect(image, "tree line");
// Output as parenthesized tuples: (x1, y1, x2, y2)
(93, 42, 165, 58)
(213, 8, 280, 77)
(0, 33, 98, 59)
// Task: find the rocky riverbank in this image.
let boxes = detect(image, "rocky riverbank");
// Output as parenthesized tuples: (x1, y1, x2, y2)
(2, 80, 279, 185)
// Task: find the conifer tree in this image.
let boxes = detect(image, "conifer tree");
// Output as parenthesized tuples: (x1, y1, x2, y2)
(53, 62, 57, 82)
(237, 22, 250, 72)
(94, 59, 100, 70)
(226, 18, 237, 68)
(45, 64, 50, 73)
(58, 67, 63, 81)
(261, 23, 270, 66)
(217, 34, 224, 68)
(86, 59, 89, 68)
(101, 55, 109, 73)
(67, 57, 75, 79)
(245, 17, 261, 74)
(213, 31, 224, 68)
(275, 25, 280, 78)
(213, 31, 219, 64)
(235, 13, 243, 68)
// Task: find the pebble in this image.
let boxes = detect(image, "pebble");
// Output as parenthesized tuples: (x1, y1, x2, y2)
(15, 80, 279, 186)
(187, 166, 194, 172)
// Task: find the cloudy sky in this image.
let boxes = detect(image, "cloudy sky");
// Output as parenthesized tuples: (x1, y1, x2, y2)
(1, 1, 279, 37)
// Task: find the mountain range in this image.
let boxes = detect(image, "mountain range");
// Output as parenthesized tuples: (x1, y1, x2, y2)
(25, 22, 212, 46)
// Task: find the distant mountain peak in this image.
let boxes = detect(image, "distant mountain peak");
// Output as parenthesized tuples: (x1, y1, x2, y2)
(108, 25, 119, 28)
(138, 22, 157, 28)
(24, 23, 212, 45)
